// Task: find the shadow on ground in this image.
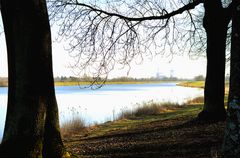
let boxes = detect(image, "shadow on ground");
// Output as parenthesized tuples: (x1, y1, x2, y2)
(64, 113, 225, 158)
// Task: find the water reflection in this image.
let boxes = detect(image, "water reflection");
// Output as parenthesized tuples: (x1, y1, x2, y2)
(0, 83, 203, 141)
(56, 83, 203, 125)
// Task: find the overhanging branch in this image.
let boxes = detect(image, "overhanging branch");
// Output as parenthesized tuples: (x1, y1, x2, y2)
(58, 0, 203, 21)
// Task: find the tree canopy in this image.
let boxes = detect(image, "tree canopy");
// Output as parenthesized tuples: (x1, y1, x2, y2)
(48, 0, 205, 82)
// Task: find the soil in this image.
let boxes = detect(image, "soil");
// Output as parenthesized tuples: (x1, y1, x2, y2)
(64, 115, 225, 158)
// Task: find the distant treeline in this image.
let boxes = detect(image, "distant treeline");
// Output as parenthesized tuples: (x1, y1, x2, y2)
(54, 76, 192, 82)
(0, 75, 207, 87)
(108, 76, 187, 82)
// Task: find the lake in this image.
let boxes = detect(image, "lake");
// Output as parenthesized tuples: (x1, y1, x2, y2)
(0, 83, 203, 140)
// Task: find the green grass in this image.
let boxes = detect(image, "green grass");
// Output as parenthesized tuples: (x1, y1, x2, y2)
(60, 98, 204, 139)
(83, 101, 203, 139)
(58, 81, 228, 140)
(64, 96, 226, 158)
(62, 87, 229, 145)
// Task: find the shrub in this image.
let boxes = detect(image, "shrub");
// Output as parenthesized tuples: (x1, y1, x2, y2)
(186, 96, 204, 104)
(116, 96, 203, 120)
(117, 101, 182, 120)
(61, 116, 86, 137)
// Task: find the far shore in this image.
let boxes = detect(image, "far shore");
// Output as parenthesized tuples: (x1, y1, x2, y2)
(0, 80, 215, 88)
(54, 80, 180, 86)
(177, 81, 229, 93)
(176, 81, 205, 88)
(0, 80, 187, 87)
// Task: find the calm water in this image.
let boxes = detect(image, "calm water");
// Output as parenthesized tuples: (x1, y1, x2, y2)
(0, 83, 203, 140)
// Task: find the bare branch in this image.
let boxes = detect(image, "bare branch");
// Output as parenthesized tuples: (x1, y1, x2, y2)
(47, 0, 205, 85)
(53, 0, 203, 22)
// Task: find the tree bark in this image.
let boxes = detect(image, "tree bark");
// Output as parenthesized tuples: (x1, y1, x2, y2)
(198, 0, 230, 121)
(222, 1, 240, 157)
(0, 0, 69, 157)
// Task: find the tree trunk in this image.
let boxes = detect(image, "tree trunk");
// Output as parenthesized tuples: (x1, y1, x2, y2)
(222, 1, 240, 157)
(198, 0, 229, 121)
(0, 0, 69, 157)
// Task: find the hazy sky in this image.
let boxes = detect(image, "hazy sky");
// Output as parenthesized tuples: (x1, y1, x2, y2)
(53, 43, 207, 79)
(0, 9, 208, 80)
(0, 32, 207, 79)
(0, 1, 209, 79)
(51, 25, 208, 79)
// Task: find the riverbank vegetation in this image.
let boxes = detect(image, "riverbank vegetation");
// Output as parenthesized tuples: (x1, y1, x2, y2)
(0, 76, 206, 87)
(62, 96, 226, 158)
(54, 80, 169, 86)
(61, 97, 205, 137)
(117, 102, 181, 120)
(177, 81, 205, 88)
(54, 76, 190, 86)
(61, 116, 86, 137)
(177, 81, 229, 93)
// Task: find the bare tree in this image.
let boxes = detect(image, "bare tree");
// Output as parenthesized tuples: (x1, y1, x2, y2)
(48, 0, 234, 121)
(48, 0, 204, 83)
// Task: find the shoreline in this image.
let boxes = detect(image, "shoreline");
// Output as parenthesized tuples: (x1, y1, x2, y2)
(63, 99, 225, 158)
(176, 81, 205, 88)
(0, 80, 206, 88)
(54, 80, 178, 86)
(0, 80, 182, 87)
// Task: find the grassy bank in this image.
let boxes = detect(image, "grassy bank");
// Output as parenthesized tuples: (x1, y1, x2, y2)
(54, 80, 175, 86)
(62, 96, 226, 158)
(0, 80, 172, 87)
(81, 103, 203, 139)
(61, 116, 86, 137)
(178, 81, 229, 94)
(61, 97, 204, 137)
(116, 97, 203, 120)
(177, 81, 205, 88)
(0, 80, 188, 87)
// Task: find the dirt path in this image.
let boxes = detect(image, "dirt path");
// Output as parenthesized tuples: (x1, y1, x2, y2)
(64, 114, 225, 158)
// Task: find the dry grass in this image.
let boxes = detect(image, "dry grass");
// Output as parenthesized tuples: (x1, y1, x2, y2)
(117, 96, 204, 120)
(61, 116, 86, 137)
(177, 81, 205, 88)
(186, 96, 204, 104)
(117, 101, 182, 120)
(60, 96, 204, 137)
(134, 102, 181, 116)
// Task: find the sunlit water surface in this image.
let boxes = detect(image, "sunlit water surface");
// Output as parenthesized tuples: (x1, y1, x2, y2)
(0, 83, 203, 140)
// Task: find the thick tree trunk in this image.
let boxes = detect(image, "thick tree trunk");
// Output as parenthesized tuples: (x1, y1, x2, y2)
(222, 1, 240, 157)
(198, 0, 229, 121)
(0, 0, 69, 157)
